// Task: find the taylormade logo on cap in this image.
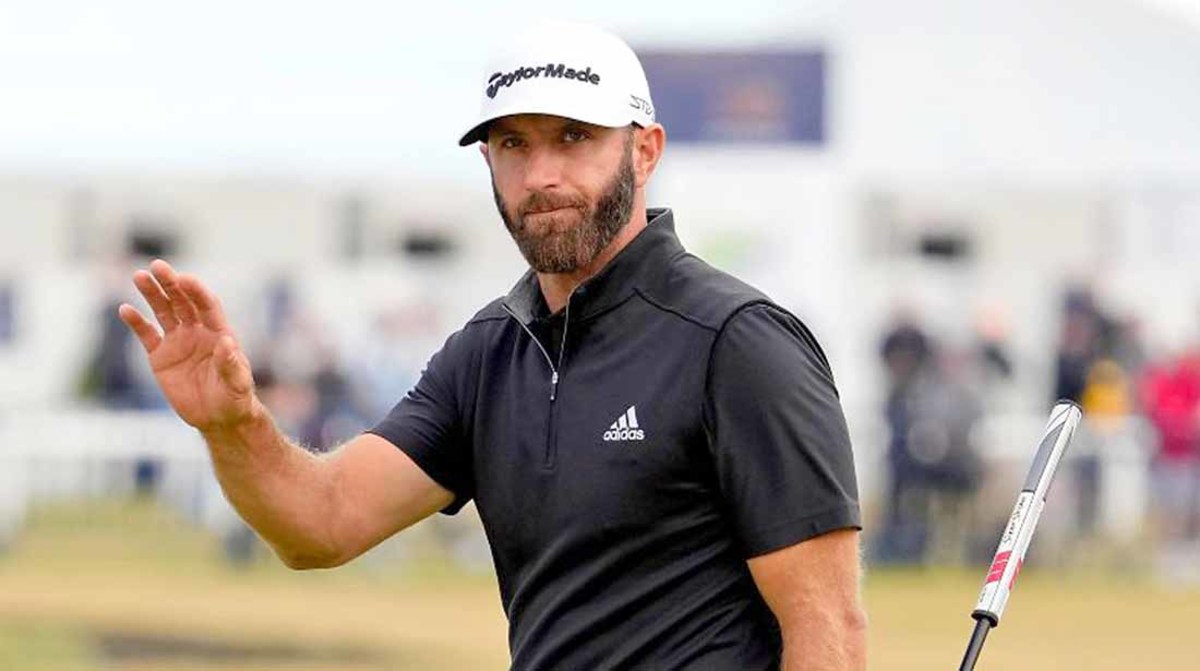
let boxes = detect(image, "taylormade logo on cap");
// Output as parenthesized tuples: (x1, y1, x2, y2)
(487, 63, 601, 99)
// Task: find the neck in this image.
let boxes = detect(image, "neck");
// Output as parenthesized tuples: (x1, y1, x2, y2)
(537, 196, 648, 314)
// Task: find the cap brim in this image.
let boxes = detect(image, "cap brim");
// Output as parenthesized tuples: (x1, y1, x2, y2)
(458, 121, 492, 147)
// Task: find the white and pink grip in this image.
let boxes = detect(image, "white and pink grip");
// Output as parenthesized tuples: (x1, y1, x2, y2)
(972, 401, 1083, 626)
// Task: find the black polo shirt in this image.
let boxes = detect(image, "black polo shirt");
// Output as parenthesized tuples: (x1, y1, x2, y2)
(370, 208, 861, 671)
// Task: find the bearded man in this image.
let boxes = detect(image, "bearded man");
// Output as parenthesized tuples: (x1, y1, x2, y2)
(119, 20, 867, 671)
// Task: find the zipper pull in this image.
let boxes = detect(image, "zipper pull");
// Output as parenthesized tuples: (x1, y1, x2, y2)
(550, 370, 559, 401)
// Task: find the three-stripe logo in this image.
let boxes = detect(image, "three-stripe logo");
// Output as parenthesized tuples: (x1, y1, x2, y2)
(603, 405, 645, 442)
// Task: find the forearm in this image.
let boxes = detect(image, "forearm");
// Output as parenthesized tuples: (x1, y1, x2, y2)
(200, 403, 341, 568)
(780, 605, 868, 671)
(748, 529, 869, 671)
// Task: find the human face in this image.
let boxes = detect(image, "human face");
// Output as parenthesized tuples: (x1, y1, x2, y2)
(485, 115, 635, 274)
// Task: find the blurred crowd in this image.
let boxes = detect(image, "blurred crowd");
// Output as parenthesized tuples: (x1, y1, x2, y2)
(872, 304, 1003, 566)
(73, 257, 1200, 575)
(871, 286, 1200, 575)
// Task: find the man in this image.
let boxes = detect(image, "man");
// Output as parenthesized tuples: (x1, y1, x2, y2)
(119, 21, 867, 670)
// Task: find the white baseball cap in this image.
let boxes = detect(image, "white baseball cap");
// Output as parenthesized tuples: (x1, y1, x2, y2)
(457, 21, 656, 146)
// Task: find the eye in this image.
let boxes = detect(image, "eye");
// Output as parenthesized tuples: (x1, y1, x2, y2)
(499, 136, 525, 149)
(563, 128, 590, 143)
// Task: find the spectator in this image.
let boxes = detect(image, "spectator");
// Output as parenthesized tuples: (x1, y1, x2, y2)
(898, 348, 984, 566)
(1054, 288, 1100, 405)
(1141, 348, 1200, 548)
(875, 309, 935, 564)
(1071, 358, 1135, 538)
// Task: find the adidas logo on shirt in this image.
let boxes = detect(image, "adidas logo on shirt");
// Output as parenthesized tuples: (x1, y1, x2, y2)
(603, 405, 645, 442)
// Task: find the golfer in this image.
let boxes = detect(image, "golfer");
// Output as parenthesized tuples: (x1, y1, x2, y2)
(119, 21, 867, 671)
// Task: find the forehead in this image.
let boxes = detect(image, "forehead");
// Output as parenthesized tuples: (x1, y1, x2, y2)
(488, 114, 602, 136)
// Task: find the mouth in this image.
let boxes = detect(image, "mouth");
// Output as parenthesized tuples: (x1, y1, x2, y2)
(524, 206, 573, 216)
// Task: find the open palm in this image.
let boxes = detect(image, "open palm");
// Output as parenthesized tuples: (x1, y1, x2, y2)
(119, 260, 258, 432)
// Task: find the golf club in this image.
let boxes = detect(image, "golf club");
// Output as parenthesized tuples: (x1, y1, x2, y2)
(958, 400, 1083, 671)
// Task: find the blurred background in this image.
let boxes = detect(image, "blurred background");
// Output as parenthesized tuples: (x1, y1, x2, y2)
(3, 0, 1200, 668)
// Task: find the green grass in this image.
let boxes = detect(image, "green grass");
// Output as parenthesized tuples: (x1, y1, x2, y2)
(0, 621, 91, 671)
(0, 500, 506, 670)
(0, 499, 1198, 669)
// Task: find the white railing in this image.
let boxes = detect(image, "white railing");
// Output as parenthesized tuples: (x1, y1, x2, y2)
(0, 408, 1158, 551)
(0, 409, 231, 546)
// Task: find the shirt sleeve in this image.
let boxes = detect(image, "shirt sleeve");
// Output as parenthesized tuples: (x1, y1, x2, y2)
(704, 303, 862, 557)
(367, 330, 474, 515)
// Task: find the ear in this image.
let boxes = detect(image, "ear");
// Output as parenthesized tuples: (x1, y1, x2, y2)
(479, 143, 490, 165)
(632, 123, 666, 189)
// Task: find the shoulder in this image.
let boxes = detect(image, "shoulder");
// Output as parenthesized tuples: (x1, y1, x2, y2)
(424, 297, 512, 376)
(444, 296, 513, 348)
(637, 252, 773, 332)
(712, 302, 835, 384)
(465, 296, 512, 326)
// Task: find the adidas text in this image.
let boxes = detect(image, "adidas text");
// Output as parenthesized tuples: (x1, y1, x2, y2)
(603, 428, 645, 442)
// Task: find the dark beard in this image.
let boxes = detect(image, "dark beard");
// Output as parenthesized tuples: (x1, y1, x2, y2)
(492, 140, 636, 274)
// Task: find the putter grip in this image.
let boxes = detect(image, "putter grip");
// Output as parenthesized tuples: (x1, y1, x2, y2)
(971, 401, 1082, 626)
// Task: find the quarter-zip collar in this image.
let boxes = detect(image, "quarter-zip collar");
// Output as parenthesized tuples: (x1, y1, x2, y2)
(501, 208, 684, 324)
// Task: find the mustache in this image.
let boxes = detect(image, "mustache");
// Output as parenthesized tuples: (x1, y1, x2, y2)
(517, 191, 587, 218)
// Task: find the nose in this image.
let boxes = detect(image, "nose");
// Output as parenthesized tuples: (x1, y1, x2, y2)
(522, 143, 565, 193)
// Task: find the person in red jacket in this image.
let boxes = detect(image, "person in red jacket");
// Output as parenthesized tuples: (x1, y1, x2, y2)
(1141, 348, 1200, 547)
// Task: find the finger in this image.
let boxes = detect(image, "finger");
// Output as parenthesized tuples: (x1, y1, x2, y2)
(133, 270, 179, 333)
(214, 334, 254, 396)
(118, 303, 163, 353)
(149, 259, 200, 326)
(178, 273, 230, 332)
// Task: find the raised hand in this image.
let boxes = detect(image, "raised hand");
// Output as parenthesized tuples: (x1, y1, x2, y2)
(118, 260, 261, 433)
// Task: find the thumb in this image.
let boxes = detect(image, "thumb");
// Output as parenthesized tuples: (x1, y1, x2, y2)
(214, 334, 254, 396)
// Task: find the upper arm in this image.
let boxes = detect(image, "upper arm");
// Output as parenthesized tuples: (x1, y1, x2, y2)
(323, 432, 455, 565)
(369, 328, 477, 513)
(319, 328, 477, 564)
(705, 304, 861, 556)
(747, 529, 867, 667)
